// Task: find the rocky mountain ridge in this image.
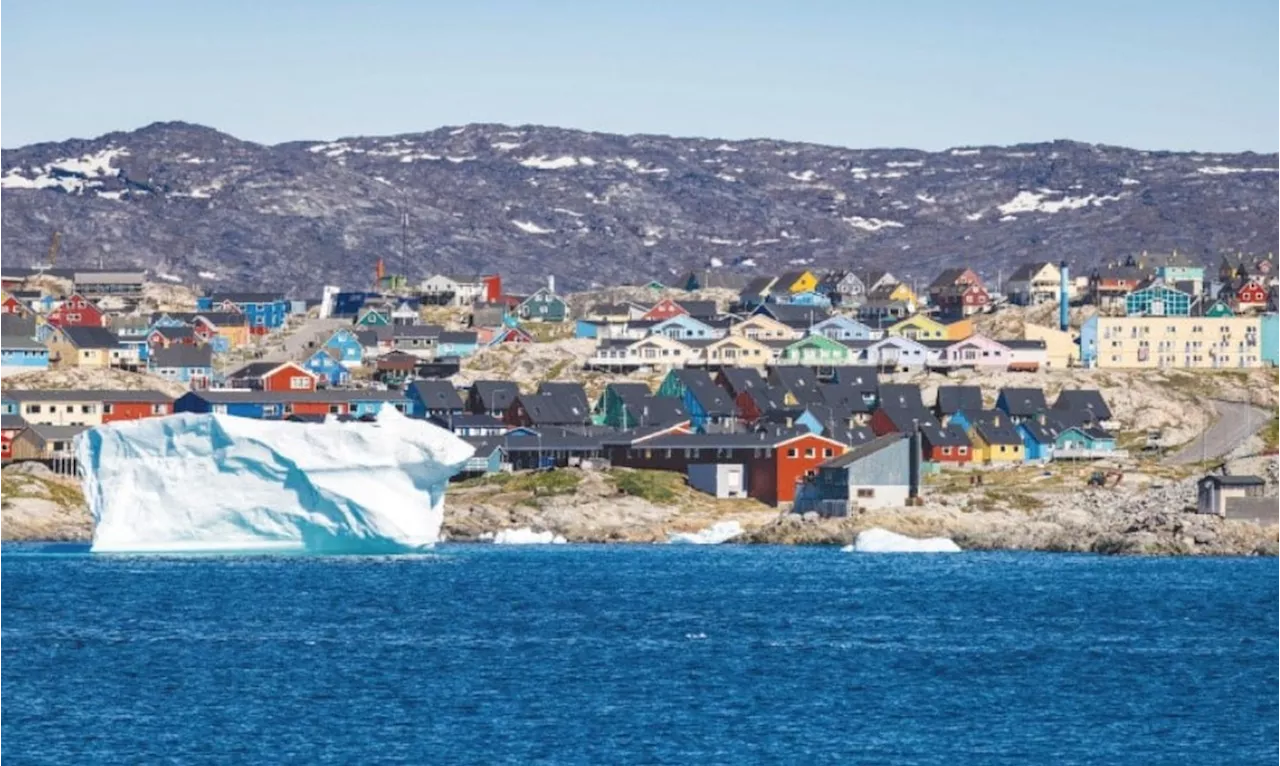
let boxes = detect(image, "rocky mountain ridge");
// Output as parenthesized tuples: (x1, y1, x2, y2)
(2, 121, 1276, 294)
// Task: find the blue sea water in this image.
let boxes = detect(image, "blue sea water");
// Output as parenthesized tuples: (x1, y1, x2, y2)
(2, 544, 1276, 765)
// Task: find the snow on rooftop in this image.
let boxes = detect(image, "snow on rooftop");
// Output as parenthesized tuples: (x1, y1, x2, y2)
(511, 220, 553, 234)
(996, 190, 1123, 215)
(520, 155, 579, 170)
(843, 216, 905, 232)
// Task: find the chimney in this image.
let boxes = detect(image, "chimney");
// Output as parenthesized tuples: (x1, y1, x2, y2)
(548, 275, 555, 295)
(1059, 260, 1070, 331)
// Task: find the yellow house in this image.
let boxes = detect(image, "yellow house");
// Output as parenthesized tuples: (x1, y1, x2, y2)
(730, 314, 803, 341)
(205, 318, 251, 348)
(46, 326, 133, 370)
(701, 335, 772, 367)
(967, 414, 1026, 464)
(888, 315, 948, 341)
(1081, 315, 1263, 369)
(1024, 324, 1077, 368)
(887, 282, 917, 303)
(775, 270, 819, 294)
(941, 317, 974, 340)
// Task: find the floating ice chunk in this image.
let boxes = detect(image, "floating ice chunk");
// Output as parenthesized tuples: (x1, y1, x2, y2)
(78, 408, 473, 554)
(668, 520, 743, 545)
(846, 527, 961, 553)
(491, 528, 567, 545)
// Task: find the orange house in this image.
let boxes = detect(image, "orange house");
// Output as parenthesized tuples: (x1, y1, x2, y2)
(749, 432, 848, 505)
(101, 391, 175, 423)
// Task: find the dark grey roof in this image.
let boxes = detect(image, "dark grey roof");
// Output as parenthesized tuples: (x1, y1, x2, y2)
(504, 427, 606, 452)
(618, 428, 811, 450)
(461, 437, 505, 459)
(515, 393, 590, 425)
(1006, 261, 1053, 282)
(438, 331, 478, 344)
(819, 382, 874, 415)
(471, 380, 520, 411)
(821, 433, 906, 468)
(536, 382, 589, 413)
(717, 367, 765, 396)
(1002, 339, 1047, 350)
(60, 326, 122, 349)
(973, 414, 1023, 446)
(826, 425, 876, 447)
(1017, 417, 1062, 444)
(1052, 389, 1113, 424)
(997, 387, 1047, 416)
(189, 390, 407, 404)
(1, 314, 37, 338)
(152, 325, 195, 340)
(229, 361, 291, 379)
(27, 424, 89, 442)
(626, 395, 688, 426)
(409, 380, 464, 410)
(834, 366, 878, 392)
(1200, 475, 1266, 487)
(607, 382, 652, 403)
(758, 304, 832, 325)
(2, 335, 45, 351)
(879, 407, 937, 433)
(1, 414, 29, 430)
(775, 270, 810, 288)
(675, 300, 717, 318)
(434, 413, 507, 429)
(3, 389, 173, 403)
(935, 385, 983, 415)
(740, 276, 776, 297)
(670, 369, 735, 415)
(149, 345, 213, 369)
(877, 384, 925, 412)
(920, 422, 970, 448)
(393, 324, 443, 339)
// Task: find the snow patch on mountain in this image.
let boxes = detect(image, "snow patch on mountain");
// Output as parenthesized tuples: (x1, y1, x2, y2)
(511, 219, 553, 234)
(843, 215, 905, 232)
(996, 190, 1124, 215)
(1, 147, 129, 193)
(1196, 166, 1279, 175)
(788, 170, 818, 182)
(520, 155, 579, 170)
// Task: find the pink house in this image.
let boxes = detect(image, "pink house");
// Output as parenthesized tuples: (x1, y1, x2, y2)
(942, 334, 1009, 369)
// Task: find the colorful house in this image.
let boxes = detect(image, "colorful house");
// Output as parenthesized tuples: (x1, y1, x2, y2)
(356, 306, 391, 327)
(1016, 418, 1060, 462)
(778, 334, 851, 366)
(649, 314, 721, 341)
(488, 326, 534, 345)
(0, 337, 50, 372)
(699, 335, 772, 368)
(225, 361, 318, 392)
(1054, 425, 1118, 459)
(730, 314, 801, 342)
(656, 369, 736, 430)
(322, 328, 365, 368)
(198, 292, 289, 335)
(175, 390, 412, 420)
(778, 290, 832, 308)
(1262, 313, 1278, 367)
(774, 270, 819, 294)
(640, 298, 689, 322)
(1232, 278, 1270, 313)
(888, 314, 950, 341)
(436, 331, 480, 358)
(148, 345, 214, 386)
(809, 314, 876, 342)
(516, 289, 568, 322)
(302, 348, 351, 387)
(46, 326, 131, 370)
(863, 336, 930, 371)
(967, 413, 1025, 464)
(1124, 278, 1192, 317)
(940, 334, 1010, 369)
(46, 293, 105, 329)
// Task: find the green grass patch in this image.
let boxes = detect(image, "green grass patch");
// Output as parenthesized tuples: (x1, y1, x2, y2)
(608, 469, 682, 505)
(982, 488, 1044, 511)
(1262, 413, 1279, 453)
(1, 474, 84, 509)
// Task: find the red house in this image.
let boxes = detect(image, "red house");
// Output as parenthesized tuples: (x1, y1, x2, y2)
(1234, 279, 1269, 312)
(640, 298, 688, 322)
(147, 326, 202, 350)
(47, 293, 105, 328)
(919, 423, 972, 465)
(1, 416, 26, 461)
(101, 391, 175, 424)
(490, 326, 534, 344)
(226, 361, 318, 392)
(1, 292, 26, 315)
(606, 430, 846, 506)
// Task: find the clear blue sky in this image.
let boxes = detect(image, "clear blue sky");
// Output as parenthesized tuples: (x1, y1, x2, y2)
(3, 0, 1276, 151)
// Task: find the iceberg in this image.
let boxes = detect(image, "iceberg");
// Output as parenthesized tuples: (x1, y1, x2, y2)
(489, 528, 567, 545)
(846, 527, 962, 554)
(77, 408, 474, 554)
(668, 520, 743, 545)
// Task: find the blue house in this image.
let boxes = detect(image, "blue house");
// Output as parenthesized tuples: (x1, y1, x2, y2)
(321, 328, 364, 367)
(574, 319, 602, 339)
(303, 348, 351, 387)
(656, 369, 736, 430)
(198, 292, 289, 335)
(0, 337, 49, 372)
(810, 314, 877, 342)
(1016, 418, 1060, 462)
(1262, 313, 1278, 367)
(1054, 425, 1118, 458)
(649, 314, 719, 341)
(1124, 279, 1192, 317)
(148, 345, 214, 385)
(457, 439, 506, 477)
(436, 331, 479, 358)
(779, 290, 833, 308)
(995, 388, 1047, 424)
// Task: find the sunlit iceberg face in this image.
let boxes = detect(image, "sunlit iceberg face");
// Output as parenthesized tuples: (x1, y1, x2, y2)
(78, 407, 474, 555)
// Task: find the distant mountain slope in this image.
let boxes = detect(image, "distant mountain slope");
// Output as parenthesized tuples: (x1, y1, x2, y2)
(2, 121, 1276, 294)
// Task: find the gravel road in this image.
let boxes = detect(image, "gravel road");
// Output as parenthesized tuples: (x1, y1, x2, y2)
(1166, 400, 1271, 465)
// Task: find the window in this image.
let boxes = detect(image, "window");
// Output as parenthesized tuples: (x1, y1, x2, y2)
(289, 376, 311, 390)
(328, 405, 341, 414)
(856, 488, 875, 498)
(103, 404, 114, 414)
(786, 448, 798, 458)
(805, 447, 815, 458)
(823, 448, 833, 457)
(81, 405, 93, 413)
(941, 446, 951, 455)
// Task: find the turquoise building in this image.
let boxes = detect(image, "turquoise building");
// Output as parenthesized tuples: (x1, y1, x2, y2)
(1125, 280, 1192, 317)
(1262, 313, 1278, 367)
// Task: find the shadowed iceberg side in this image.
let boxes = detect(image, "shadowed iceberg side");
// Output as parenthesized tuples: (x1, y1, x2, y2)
(77, 407, 475, 554)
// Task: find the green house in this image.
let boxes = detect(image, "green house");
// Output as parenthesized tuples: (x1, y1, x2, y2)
(1204, 300, 1235, 318)
(779, 334, 851, 365)
(356, 307, 391, 326)
(644, 280, 666, 292)
(517, 288, 568, 323)
(593, 382, 651, 428)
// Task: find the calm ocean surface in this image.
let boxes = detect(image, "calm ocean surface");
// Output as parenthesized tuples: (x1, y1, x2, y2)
(3, 544, 1276, 765)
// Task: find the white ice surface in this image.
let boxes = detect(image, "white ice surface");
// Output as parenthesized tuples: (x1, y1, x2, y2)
(845, 527, 961, 553)
(668, 521, 743, 545)
(78, 408, 474, 554)
(489, 528, 567, 545)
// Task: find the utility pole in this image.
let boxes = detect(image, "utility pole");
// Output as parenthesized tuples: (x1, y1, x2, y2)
(400, 210, 409, 291)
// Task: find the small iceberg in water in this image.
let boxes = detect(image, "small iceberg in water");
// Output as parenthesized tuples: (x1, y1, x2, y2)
(668, 520, 743, 545)
(489, 528, 567, 545)
(845, 527, 961, 554)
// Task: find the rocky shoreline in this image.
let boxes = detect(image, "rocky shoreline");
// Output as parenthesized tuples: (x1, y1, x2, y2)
(9, 462, 1274, 557)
